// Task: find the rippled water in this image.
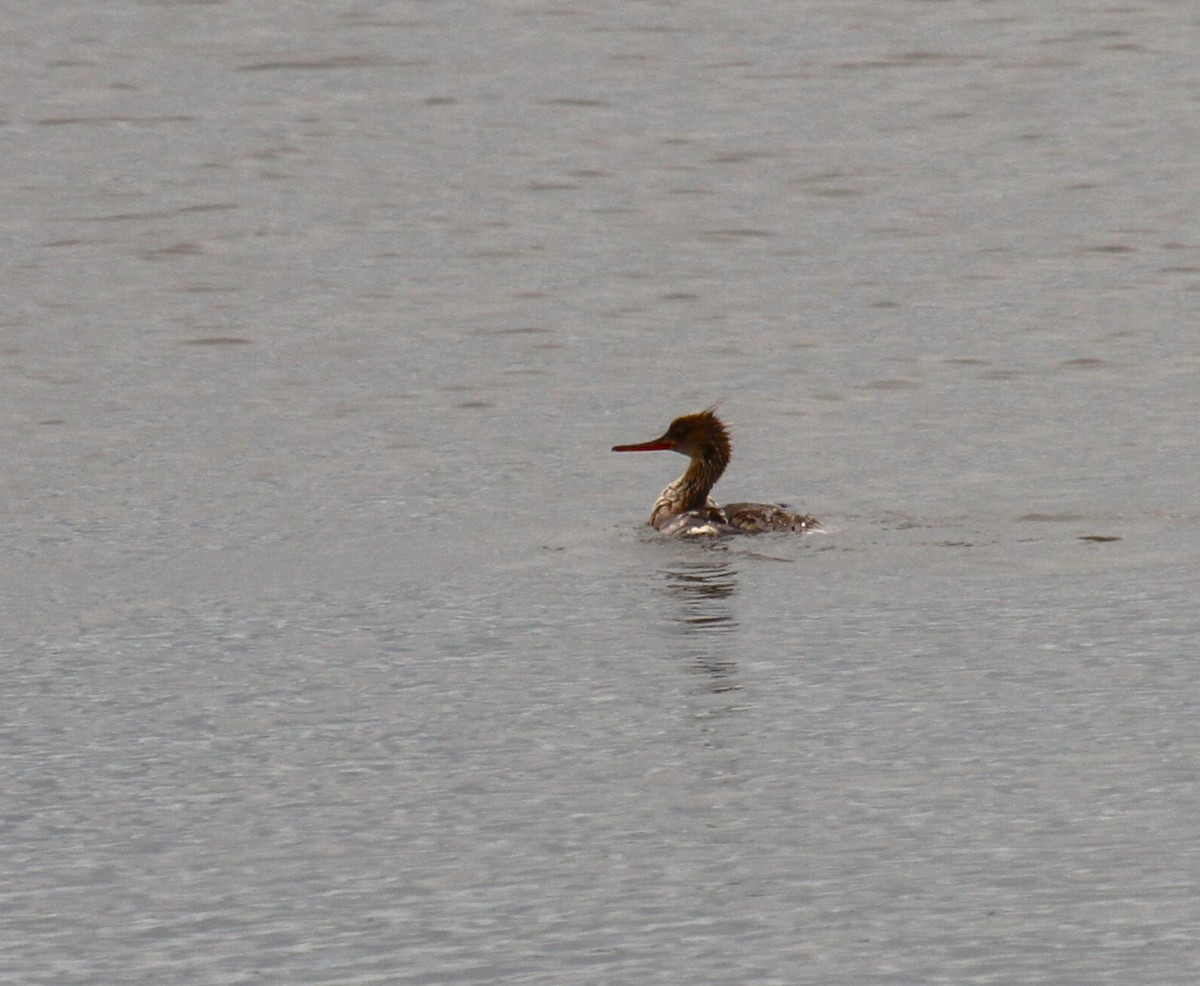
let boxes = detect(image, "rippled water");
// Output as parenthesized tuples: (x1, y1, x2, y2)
(4, 2, 1200, 983)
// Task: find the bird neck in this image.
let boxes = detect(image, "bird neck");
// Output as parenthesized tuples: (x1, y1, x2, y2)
(680, 452, 726, 506)
(649, 451, 728, 526)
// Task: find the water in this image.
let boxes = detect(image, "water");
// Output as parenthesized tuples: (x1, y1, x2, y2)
(4, 1, 1200, 983)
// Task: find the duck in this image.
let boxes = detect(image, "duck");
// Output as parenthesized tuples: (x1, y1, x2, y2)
(612, 407, 819, 536)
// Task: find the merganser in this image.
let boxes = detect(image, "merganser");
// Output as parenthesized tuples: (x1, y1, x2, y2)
(612, 408, 819, 536)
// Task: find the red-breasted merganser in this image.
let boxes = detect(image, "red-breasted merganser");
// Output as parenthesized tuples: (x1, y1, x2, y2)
(612, 408, 820, 536)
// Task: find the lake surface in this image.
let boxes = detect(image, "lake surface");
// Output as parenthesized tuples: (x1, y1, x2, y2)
(4, 2, 1199, 983)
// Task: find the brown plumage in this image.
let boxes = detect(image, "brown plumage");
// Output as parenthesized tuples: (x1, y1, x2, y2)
(612, 408, 819, 535)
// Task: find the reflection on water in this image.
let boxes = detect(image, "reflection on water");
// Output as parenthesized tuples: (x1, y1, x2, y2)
(662, 558, 739, 634)
(659, 556, 741, 690)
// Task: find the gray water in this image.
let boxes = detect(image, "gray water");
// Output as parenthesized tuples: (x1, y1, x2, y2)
(4, 2, 1200, 983)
